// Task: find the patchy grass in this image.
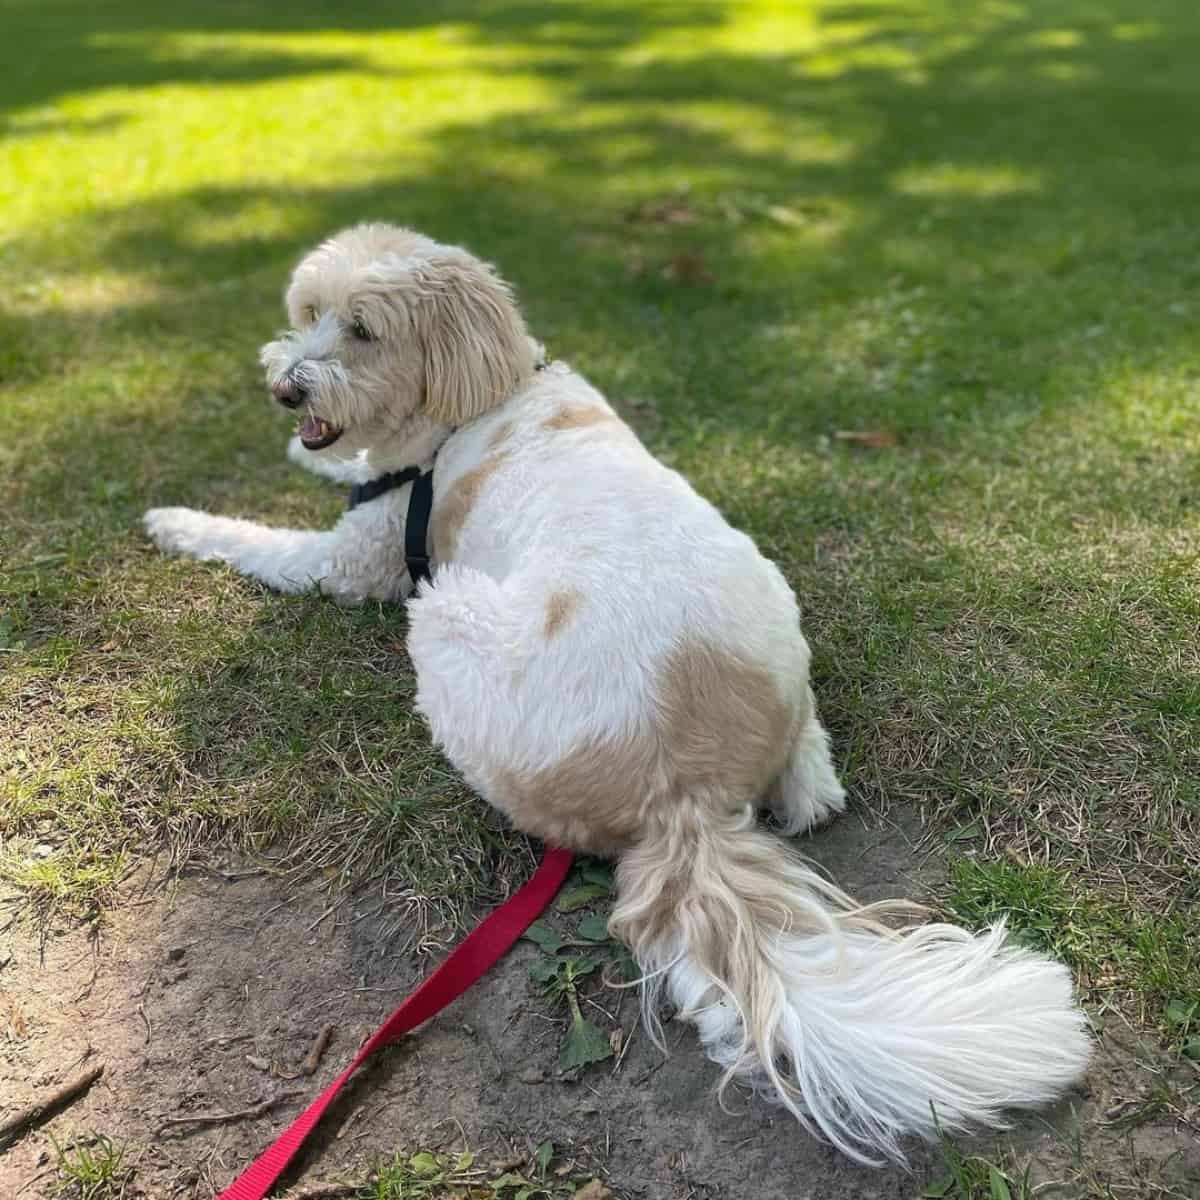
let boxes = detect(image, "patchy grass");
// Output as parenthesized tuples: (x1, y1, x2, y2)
(922, 1139, 1033, 1200)
(946, 858, 1200, 1035)
(51, 1133, 132, 1200)
(1, 0, 1198, 1077)
(346, 1145, 603, 1200)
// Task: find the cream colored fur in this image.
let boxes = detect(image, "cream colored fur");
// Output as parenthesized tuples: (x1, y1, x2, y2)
(144, 223, 1092, 1165)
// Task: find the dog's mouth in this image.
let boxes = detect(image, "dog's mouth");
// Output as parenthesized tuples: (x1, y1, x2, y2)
(297, 414, 343, 450)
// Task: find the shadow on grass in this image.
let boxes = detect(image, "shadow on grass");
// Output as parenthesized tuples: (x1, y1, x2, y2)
(5, 0, 1199, 504)
(5, 0, 1198, 830)
(0, 0, 727, 116)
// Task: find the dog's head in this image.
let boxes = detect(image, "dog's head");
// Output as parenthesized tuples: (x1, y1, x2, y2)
(260, 224, 534, 457)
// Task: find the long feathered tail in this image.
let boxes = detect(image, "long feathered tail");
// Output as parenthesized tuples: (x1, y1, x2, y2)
(610, 800, 1091, 1165)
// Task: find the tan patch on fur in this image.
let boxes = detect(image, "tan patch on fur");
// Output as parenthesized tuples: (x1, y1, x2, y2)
(543, 589, 581, 638)
(493, 736, 659, 854)
(543, 405, 617, 432)
(493, 639, 796, 853)
(658, 640, 795, 802)
(432, 451, 509, 562)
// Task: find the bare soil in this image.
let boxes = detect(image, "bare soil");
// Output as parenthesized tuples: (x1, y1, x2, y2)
(2, 812, 1197, 1200)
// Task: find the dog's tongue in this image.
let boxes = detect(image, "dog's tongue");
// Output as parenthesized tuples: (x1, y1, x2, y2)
(299, 415, 327, 441)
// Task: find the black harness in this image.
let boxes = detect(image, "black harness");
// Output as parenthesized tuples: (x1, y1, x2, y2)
(347, 466, 434, 588)
(344, 360, 549, 592)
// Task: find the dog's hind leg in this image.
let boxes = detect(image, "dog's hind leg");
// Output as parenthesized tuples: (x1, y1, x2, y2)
(764, 686, 847, 835)
(405, 564, 528, 790)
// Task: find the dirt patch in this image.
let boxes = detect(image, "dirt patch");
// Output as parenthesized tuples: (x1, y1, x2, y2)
(1, 812, 1196, 1199)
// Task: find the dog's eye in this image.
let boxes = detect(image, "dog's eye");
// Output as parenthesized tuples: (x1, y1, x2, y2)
(350, 318, 373, 342)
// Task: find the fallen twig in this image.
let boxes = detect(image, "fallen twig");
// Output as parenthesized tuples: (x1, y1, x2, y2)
(159, 1089, 303, 1132)
(612, 1009, 640, 1076)
(279, 1183, 364, 1199)
(0, 1064, 105, 1145)
(137, 1001, 152, 1045)
(301, 1024, 336, 1076)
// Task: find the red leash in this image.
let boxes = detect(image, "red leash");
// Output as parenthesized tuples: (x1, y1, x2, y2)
(217, 846, 575, 1200)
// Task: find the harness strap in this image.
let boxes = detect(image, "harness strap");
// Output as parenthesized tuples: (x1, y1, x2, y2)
(215, 845, 574, 1200)
(347, 465, 434, 589)
(404, 469, 435, 587)
(347, 465, 421, 510)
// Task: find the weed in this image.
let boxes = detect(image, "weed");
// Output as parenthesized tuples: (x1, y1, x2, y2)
(51, 1133, 131, 1200)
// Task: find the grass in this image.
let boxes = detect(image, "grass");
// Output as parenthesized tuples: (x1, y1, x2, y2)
(1, 0, 1198, 1042)
(51, 1133, 132, 1200)
(947, 857, 1200, 1036)
(922, 1139, 1033, 1200)
(354, 1146, 599, 1200)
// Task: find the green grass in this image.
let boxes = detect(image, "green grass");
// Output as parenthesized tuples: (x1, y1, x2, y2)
(922, 1139, 1033, 1200)
(947, 858, 1200, 1037)
(51, 1133, 131, 1200)
(1, 0, 1198, 1029)
(357, 1146, 598, 1199)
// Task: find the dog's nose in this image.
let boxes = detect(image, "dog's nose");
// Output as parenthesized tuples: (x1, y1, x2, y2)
(272, 377, 307, 409)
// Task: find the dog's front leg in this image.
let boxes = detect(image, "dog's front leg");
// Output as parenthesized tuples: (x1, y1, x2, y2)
(143, 504, 410, 603)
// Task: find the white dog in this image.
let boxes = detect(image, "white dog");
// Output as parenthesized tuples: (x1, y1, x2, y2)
(145, 224, 1091, 1164)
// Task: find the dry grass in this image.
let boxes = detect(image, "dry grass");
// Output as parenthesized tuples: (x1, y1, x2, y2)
(1, 0, 1198, 1048)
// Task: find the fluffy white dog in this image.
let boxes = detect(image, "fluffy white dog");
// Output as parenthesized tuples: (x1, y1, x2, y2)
(145, 224, 1091, 1164)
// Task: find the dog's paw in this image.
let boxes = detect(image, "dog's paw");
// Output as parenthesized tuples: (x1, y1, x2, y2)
(143, 506, 217, 558)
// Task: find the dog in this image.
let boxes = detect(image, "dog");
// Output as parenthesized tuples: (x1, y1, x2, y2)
(145, 223, 1091, 1164)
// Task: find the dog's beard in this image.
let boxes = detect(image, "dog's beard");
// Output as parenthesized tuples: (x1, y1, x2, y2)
(260, 321, 435, 472)
(261, 333, 377, 451)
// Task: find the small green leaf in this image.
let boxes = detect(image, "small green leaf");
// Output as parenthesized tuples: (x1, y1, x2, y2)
(455, 1150, 475, 1171)
(535, 1139, 554, 1174)
(529, 958, 560, 985)
(523, 921, 565, 953)
(564, 955, 600, 979)
(490, 1171, 532, 1190)
(989, 1166, 1012, 1200)
(1181, 1034, 1200, 1061)
(922, 1177, 955, 1199)
(576, 915, 610, 941)
(1165, 998, 1198, 1029)
(409, 1151, 441, 1177)
(580, 863, 615, 890)
(556, 884, 610, 912)
(612, 946, 640, 982)
(560, 1014, 614, 1070)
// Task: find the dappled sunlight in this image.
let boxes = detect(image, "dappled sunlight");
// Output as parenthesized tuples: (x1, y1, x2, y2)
(1020, 27, 1086, 48)
(893, 162, 1043, 198)
(1, 0, 1198, 1035)
(5, 270, 165, 316)
(1034, 59, 1098, 81)
(1111, 21, 1162, 39)
(182, 197, 343, 248)
(666, 101, 860, 166)
(0, 25, 558, 236)
(2, 8, 1200, 1191)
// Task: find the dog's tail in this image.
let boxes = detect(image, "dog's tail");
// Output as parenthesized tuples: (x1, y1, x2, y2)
(610, 800, 1091, 1165)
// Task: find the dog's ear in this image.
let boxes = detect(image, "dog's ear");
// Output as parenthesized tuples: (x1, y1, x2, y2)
(412, 251, 534, 426)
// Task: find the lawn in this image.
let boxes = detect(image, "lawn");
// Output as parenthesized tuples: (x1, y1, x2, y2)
(2, 0, 1199, 1195)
